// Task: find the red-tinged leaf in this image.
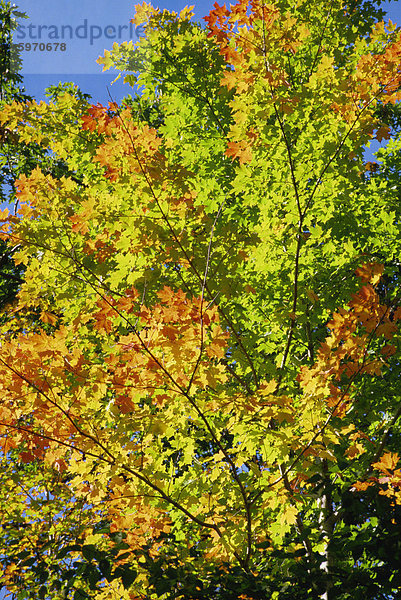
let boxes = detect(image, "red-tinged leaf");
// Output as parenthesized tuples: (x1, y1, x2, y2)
(376, 125, 391, 142)
(69, 215, 89, 235)
(225, 140, 252, 164)
(355, 262, 384, 285)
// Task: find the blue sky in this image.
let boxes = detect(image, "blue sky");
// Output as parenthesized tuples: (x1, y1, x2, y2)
(12, 0, 401, 105)
(14, 0, 218, 103)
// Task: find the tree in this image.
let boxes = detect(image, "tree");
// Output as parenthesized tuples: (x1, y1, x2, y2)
(0, 2, 91, 312)
(0, 0, 30, 312)
(1, 0, 401, 598)
(0, 5, 99, 596)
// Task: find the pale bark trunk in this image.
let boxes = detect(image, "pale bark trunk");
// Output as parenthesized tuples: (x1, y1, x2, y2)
(317, 459, 335, 600)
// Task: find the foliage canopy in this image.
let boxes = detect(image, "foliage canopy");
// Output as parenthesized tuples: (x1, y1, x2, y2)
(1, 1, 401, 598)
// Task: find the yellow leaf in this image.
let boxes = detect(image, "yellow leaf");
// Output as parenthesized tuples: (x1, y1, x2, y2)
(280, 504, 298, 526)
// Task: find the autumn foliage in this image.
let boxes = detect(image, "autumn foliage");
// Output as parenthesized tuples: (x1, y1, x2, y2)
(1, 0, 401, 598)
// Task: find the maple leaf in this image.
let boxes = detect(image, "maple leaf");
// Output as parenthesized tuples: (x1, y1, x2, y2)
(220, 69, 238, 90)
(131, 1, 158, 26)
(225, 140, 253, 164)
(372, 452, 400, 473)
(355, 262, 384, 285)
(352, 480, 373, 492)
(69, 215, 89, 235)
(376, 125, 391, 142)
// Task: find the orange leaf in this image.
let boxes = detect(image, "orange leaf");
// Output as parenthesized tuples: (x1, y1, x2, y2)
(372, 452, 400, 473)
